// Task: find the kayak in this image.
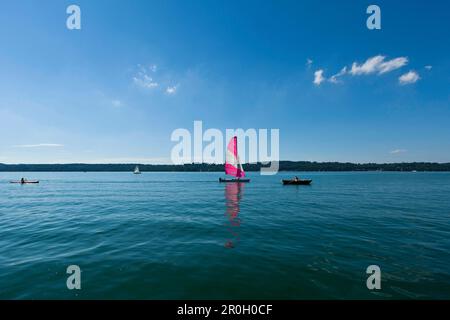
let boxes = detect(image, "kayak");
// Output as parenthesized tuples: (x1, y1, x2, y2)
(282, 179, 312, 185)
(219, 178, 250, 183)
(10, 181, 40, 184)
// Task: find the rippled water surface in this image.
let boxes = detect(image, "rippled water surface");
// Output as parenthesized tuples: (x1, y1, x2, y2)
(1, 172, 449, 299)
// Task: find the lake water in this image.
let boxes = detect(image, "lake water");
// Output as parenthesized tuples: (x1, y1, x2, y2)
(0, 172, 449, 299)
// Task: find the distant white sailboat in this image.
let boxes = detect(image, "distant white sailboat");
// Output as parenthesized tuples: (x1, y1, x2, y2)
(134, 165, 141, 174)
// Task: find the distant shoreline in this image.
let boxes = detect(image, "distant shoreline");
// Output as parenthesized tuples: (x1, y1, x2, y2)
(1, 161, 450, 172)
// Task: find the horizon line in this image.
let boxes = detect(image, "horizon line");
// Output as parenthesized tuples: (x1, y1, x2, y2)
(1, 161, 450, 166)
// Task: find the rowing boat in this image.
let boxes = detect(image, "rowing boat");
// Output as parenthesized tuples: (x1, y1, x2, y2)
(10, 181, 40, 184)
(282, 179, 312, 185)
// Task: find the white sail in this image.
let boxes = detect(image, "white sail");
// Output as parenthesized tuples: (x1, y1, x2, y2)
(134, 165, 141, 174)
(225, 136, 245, 178)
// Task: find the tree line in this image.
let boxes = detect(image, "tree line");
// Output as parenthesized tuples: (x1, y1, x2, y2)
(1, 161, 450, 172)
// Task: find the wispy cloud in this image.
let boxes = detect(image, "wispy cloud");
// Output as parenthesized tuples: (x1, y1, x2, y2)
(133, 64, 158, 89)
(165, 85, 178, 95)
(378, 57, 409, 74)
(425, 65, 432, 70)
(314, 55, 411, 86)
(133, 74, 158, 89)
(390, 149, 407, 154)
(306, 58, 313, 68)
(133, 64, 180, 96)
(350, 55, 386, 75)
(13, 144, 64, 148)
(350, 55, 408, 75)
(313, 69, 325, 86)
(329, 66, 348, 83)
(399, 71, 420, 85)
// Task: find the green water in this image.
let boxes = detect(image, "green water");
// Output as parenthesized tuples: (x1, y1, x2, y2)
(0, 172, 449, 299)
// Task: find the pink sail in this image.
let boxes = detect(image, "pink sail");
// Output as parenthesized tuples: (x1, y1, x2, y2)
(225, 136, 245, 178)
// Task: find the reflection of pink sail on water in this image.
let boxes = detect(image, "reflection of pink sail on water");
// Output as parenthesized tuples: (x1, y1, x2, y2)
(223, 136, 245, 248)
(225, 136, 245, 178)
(224, 182, 243, 248)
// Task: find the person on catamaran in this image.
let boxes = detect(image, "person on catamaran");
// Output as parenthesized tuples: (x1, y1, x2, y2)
(294, 176, 299, 182)
(21, 178, 25, 184)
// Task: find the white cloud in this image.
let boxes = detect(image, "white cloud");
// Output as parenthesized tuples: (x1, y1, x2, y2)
(425, 65, 432, 70)
(378, 57, 408, 74)
(13, 144, 64, 148)
(329, 66, 348, 83)
(134, 63, 183, 95)
(313, 69, 325, 86)
(166, 85, 178, 95)
(390, 149, 407, 154)
(350, 55, 385, 75)
(314, 55, 409, 85)
(399, 71, 420, 85)
(133, 64, 159, 89)
(350, 55, 408, 75)
(133, 73, 158, 89)
(111, 100, 123, 107)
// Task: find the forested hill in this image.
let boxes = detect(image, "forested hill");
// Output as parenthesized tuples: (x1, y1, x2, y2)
(1, 161, 450, 172)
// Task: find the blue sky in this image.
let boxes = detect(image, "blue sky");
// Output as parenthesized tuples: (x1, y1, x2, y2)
(0, 0, 449, 164)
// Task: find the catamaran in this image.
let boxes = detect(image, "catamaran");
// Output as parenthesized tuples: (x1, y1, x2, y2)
(134, 165, 141, 174)
(219, 136, 250, 183)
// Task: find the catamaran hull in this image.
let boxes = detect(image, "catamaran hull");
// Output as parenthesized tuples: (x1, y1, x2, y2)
(219, 178, 250, 183)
